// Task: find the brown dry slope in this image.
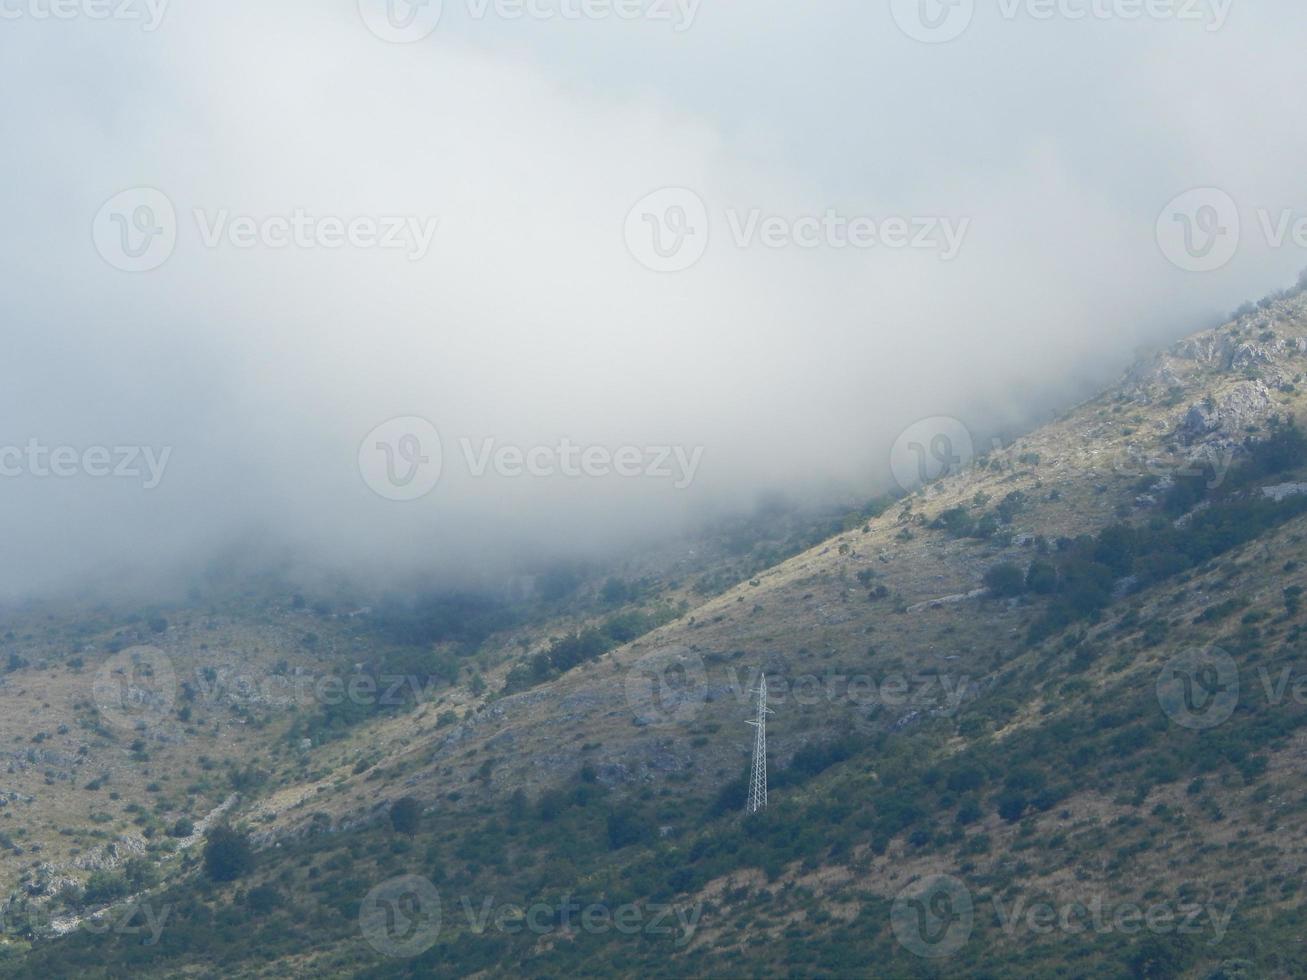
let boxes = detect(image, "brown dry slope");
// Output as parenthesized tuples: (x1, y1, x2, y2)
(253, 291, 1307, 843)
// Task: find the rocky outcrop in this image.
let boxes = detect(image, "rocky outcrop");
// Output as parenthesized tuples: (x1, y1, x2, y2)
(1263, 483, 1307, 503)
(1180, 381, 1273, 443)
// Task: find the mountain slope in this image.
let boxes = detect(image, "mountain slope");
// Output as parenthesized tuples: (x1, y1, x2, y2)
(8, 287, 1307, 977)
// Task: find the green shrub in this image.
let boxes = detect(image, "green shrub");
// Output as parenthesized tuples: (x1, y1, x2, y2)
(203, 826, 254, 882)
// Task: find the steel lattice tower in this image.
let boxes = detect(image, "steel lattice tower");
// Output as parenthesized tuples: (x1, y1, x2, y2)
(745, 674, 773, 814)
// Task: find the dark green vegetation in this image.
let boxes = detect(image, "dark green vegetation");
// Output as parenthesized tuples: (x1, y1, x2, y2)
(203, 826, 255, 884)
(13, 609, 1307, 977)
(981, 421, 1307, 644)
(501, 605, 683, 695)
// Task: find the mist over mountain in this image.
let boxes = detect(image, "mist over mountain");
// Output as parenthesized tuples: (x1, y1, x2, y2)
(3, 2, 1306, 603)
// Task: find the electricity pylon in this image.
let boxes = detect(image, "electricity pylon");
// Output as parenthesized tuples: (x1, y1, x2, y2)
(745, 674, 774, 815)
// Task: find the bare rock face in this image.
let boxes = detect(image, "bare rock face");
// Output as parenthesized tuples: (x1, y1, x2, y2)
(1123, 296, 1307, 403)
(1174, 333, 1235, 367)
(1122, 354, 1185, 400)
(1173, 330, 1295, 374)
(1180, 381, 1273, 443)
(1230, 340, 1285, 372)
(1263, 483, 1307, 502)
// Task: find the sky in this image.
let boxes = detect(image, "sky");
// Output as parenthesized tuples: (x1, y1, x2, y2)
(1, 0, 1305, 599)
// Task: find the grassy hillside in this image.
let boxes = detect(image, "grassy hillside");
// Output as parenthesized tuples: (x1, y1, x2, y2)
(6, 287, 1307, 976)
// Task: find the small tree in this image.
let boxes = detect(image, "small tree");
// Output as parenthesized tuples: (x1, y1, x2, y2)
(390, 797, 421, 837)
(83, 871, 129, 906)
(170, 817, 195, 838)
(203, 825, 254, 882)
(506, 789, 528, 822)
(606, 808, 646, 850)
(984, 563, 1026, 598)
(245, 884, 280, 915)
(1025, 560, 1058, 595)
(997, 792, 1027, 823)
(124, 857, 158, 892)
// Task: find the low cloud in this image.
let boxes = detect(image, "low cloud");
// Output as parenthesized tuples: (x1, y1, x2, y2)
(1, 1, 1305, 599)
